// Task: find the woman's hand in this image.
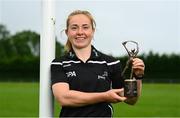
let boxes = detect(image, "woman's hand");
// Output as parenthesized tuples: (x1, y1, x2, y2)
(105, 88, 126, 103)
(132, 58, 145, 77)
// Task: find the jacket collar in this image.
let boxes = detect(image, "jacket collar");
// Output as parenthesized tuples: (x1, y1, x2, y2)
(67, 45, 101, 60)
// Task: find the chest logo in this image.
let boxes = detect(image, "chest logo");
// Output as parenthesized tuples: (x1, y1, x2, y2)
(98, 71, 108, 80)
(66, 71, 76, 77)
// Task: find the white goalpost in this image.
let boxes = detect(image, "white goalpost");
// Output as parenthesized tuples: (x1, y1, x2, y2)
(39, 0, 55, 117)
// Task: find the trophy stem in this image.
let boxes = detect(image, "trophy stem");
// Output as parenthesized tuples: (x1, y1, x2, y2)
(121, 59, 130, 77)
(130, 57, 134, 80)
(130, 66, 134, 79)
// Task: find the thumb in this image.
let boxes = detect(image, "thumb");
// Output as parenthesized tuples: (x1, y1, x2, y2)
(120, 96, 127, 101)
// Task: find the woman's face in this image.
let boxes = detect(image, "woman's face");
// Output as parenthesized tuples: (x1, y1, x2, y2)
(66, 14, 94, 49)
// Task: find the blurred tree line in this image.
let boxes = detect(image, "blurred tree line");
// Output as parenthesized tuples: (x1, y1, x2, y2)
(0, 24, 64, 81)
(0, 24, 180, 82)
(118, 52, 180, 83)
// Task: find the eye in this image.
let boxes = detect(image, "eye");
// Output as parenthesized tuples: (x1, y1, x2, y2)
(83, 26, 90, 30)
(70, 26, 77, 30)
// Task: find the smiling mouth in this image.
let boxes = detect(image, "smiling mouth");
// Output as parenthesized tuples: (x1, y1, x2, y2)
(75, 37, 85, 40)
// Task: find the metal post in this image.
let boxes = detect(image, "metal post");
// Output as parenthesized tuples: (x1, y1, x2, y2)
(39, 0, 55, 117)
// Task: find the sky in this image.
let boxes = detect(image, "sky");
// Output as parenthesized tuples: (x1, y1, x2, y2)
(0, 0, 180, 56)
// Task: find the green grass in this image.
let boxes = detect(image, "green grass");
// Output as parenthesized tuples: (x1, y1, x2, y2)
(0, 82, 39, 117)
(113, 84, 180, 117)
(0, 82, 180, 117)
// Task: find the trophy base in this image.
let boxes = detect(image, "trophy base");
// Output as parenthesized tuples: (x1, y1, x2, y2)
(124, 79, 137, 97)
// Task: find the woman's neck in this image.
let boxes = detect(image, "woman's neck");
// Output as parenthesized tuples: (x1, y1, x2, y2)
(73, 45, 91, 63)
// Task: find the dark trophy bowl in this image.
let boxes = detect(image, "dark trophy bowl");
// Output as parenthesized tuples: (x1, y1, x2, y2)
(124, 79, 137, 97)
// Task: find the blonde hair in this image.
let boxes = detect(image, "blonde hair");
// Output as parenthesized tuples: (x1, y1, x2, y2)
(65, 10, 96, 52)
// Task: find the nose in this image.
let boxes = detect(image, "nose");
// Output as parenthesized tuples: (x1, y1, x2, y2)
(77, 28, 84, 35)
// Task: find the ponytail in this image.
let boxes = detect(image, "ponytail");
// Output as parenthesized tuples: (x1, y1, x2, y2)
(65, 39, 72, 52)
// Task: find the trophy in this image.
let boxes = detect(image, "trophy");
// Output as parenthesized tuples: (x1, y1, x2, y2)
(121, 40, 139, 98)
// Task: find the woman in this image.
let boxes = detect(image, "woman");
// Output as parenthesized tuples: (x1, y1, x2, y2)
(51, 10, 145, 117)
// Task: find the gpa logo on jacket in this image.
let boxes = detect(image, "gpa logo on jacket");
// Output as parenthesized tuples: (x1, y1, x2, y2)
(66, 71, 76, 77)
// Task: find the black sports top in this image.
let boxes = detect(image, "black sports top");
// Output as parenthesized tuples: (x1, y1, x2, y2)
(51, 46, 124, 117)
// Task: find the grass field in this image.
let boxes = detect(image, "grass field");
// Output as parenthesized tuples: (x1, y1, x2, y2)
(0, 82, 180, 117)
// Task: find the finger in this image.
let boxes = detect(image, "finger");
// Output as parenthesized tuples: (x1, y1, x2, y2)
(133, 69, 144, 76)
(134, 70, 144, 76)
(132, 66, 145, 70)
(113, 93, 125, 101)
(117, 96, 127, 102)
(133, 61, 144, 66)
(133, 61, 144, 65)
(113, 88, 124, 93)
(133, 66, 145, 70)
(132, 62, 145, 68)
(132, 58, 141, 62)
(133, 58, 144, 64)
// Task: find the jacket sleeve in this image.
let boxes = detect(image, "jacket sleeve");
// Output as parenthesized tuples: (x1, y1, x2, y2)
(108, 60, 124, 89)
(51, 59, 68, 85)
